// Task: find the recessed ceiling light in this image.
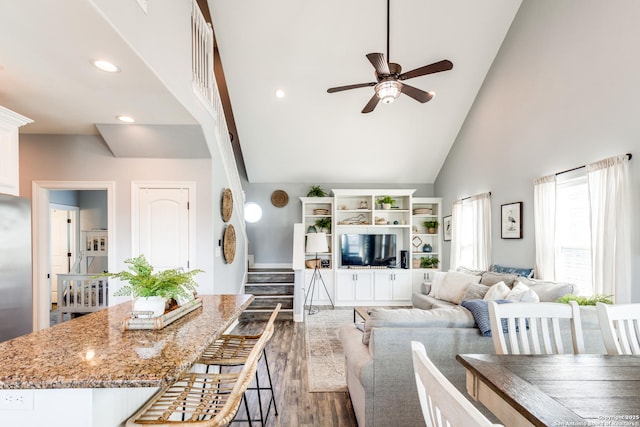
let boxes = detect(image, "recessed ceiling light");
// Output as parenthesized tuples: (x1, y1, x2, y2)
(275, 89, 285, 98)
(117, 115, 135, 123)
(93, 60, 120, 73)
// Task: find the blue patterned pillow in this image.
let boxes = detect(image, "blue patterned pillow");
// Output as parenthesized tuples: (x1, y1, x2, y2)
(491, 264, 534, 278)
(461, 299, 513, 337)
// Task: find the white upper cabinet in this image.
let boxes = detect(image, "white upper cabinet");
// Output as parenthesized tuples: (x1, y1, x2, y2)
(0, 106, 33, 196)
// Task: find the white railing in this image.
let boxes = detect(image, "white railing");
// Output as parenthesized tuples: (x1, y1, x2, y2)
(191, 0, 214, 105)
(191, 1, 247, 291)
(56, 274, 109, 323)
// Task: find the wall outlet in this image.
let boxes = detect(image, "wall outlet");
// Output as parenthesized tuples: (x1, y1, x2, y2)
(0, 390, 34, 411)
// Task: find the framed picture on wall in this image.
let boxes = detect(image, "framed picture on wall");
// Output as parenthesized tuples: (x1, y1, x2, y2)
(501, 202, 523, 239)
(443, 215, 452, 241)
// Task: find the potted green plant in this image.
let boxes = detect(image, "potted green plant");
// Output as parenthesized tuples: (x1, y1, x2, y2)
(420, 256, 439, 269)
(314, 217, 331, 233)
(376, 196, 395, 210)
(555, 294, 613, 305)
(102, 255, 203, 317)
(307, 185, 327, 197)
(424, 220, 439, 234)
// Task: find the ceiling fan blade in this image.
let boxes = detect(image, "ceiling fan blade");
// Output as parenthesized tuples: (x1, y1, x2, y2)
(362, 94, 380, 113)
(327, 82, 376, 93)
(401, 84, 434, 103)
(366, 53, 390, 75)
(398, 59, 453, 81)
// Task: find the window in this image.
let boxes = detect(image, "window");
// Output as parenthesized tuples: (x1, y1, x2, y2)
(555, 173, 592, 295)
(450, 192, 491, 271)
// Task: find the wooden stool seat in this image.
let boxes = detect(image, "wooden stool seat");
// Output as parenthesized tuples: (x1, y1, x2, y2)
(196, 304, 281, 426)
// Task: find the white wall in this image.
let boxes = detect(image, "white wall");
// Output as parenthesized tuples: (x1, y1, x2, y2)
(434, 0, 640, 301)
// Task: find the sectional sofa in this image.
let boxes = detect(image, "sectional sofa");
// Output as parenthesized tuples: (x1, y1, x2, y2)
(338, 268, 607, 427)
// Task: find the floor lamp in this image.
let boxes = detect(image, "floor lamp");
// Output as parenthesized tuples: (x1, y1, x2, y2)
(303, 232, 334, 315)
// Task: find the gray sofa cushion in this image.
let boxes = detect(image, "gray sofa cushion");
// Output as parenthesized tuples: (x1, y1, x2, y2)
(362, 307, 475, 344)
(461, 283, 490, 300)
(516, 277, 575, 302)
(480, 271, 518, 288)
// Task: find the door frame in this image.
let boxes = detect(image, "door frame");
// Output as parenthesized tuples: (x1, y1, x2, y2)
(131, 181, 196, 268)
(32, 181, 115, 331)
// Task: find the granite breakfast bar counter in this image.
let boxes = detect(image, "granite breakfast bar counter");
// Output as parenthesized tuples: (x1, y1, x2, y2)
(0, 294, 254, 427)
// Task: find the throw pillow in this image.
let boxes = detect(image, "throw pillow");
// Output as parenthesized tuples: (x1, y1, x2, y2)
(461, 283, 490, 301)
(456, 266, 485, 276)
(460, 299, 513, 336)
(434, 271, 482, 304)
(420, 282, 431, 296)
(516, 277, 576, 302)
(490, 264, 534, 278)
(480, 271, 518, 288)
(484, 281, 510, 300)
(427, 271, 447, 297)
(506, 282, 540, 302)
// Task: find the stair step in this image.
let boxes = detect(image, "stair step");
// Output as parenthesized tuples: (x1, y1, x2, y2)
(247, 297, 293, 310)
(246, 274, 294, 284)
(245, 284, 293, 295)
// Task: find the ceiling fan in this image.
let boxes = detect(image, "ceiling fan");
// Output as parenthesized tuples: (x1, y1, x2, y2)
(327, 0, 453, 113)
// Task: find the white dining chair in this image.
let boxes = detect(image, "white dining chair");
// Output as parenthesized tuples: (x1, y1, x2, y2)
(487, 301, 584, 355)
(411, 341, 503, 427)
(596, 302, 640, 355)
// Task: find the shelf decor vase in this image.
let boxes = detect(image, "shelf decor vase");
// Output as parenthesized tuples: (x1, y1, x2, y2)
(133, 296, 166, 318)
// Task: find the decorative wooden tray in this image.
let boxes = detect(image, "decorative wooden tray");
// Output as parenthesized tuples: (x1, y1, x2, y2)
(123, 297, 203, 330)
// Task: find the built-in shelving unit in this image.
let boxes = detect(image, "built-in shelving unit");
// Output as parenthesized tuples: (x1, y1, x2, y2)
(299, 190, 442, 307)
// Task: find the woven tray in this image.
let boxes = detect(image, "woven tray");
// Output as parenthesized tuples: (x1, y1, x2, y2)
(123, 297, 203, 330)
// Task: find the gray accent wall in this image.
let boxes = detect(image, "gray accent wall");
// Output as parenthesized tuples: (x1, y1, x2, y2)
(434, 0, 640, 302)
(19, 134, 217, 293)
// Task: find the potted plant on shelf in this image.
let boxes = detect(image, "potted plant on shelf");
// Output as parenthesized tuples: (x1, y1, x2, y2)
(424, 220, 439, 234)
(420, 256, 440, 269)
(102, 254, 203, 317)
(376, 196, 395, 210)
(315, 217, 331, 233)
(307, 185, 327, 197)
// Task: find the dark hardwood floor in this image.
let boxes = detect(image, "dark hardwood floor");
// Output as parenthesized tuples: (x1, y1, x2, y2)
(230, 318, 358, 426)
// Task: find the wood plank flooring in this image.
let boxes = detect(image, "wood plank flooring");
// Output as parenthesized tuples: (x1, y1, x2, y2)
(230, 318, 358, 426)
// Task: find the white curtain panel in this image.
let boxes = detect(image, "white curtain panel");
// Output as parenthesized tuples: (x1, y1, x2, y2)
(533, 175, 557, 280)
(450, 192, 491, 271)
(587, 155, 632, 303)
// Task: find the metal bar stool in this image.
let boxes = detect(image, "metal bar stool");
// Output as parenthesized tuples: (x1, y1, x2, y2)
(125, 318, 273, 426)
(197, 304, 281, 426)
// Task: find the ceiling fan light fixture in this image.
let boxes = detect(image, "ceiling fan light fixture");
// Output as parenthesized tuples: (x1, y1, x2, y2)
(375, 80, 402, 104)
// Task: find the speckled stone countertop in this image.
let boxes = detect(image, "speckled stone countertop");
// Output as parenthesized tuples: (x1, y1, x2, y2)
(0, 294, 253, 389)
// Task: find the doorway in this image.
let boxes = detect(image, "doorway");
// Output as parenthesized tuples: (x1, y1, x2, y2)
(49, 204, 79, 310)
(32, 181, 115, 331)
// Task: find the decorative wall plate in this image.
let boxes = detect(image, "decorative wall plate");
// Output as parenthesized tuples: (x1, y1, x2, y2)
(223, 224, 236, 264)
(271, 190, 289, 207)
(221, 188, 233, 222)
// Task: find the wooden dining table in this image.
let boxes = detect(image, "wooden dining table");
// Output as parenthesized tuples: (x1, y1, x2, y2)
(457, 353, 640, 427)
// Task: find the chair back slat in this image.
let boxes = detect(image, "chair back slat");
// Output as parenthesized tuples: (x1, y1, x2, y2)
(411, 341, 503, 427)
(488, 301, 584, 355)
(597, 303, 640, 355)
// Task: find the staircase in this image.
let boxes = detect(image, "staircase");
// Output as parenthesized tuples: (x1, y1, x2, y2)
(241, 268, 294, 321)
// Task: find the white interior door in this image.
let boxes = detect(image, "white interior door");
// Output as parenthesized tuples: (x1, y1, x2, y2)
(136, 187, 191, 270)
(50, 206, 77, 306)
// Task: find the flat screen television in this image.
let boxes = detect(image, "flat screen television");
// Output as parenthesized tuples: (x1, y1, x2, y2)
(340, 234, 397, 267)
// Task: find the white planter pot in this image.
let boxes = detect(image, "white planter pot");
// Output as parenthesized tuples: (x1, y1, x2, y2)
(134, 296, 166, 318)
(382, 203, 391, 210)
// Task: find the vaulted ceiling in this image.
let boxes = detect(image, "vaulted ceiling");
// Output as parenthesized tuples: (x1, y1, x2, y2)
(0, 1, 522, 183)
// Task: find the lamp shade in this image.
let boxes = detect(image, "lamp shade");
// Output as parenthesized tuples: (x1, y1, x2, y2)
(306, 232, 329, 254)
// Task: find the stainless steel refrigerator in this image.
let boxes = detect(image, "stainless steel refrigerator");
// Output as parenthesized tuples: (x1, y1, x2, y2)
(0, 194, 32, 342)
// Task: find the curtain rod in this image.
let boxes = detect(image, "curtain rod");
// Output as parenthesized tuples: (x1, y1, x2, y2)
(556, 153, 632, 176)
(460, 191, 491, 202)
